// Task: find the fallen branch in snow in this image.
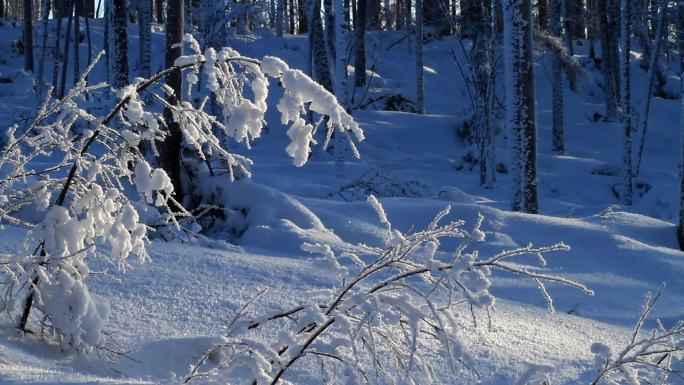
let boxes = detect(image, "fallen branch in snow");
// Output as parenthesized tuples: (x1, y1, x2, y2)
(186, 197, 593, 384)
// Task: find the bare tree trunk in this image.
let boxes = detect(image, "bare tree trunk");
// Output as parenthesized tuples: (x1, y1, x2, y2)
(155, 0, 164, 23)
(620, 0, 632, 205)
(276, 0, 283, 36)
(635, 0, 667, 176)
(288, 0, 295, 34)
(520, 0, 538, 213)
(310, 0, 333, 92)
(597, 0, 618, 121)
(551, 0, 564, 154)
(138, 0, 152, 78)
(111, 0, 128, 89)
(298, 0, 307, 33)
(58, 0, 73, 99)
(37, 0, 50, 91)
(474, 0, 495, 187)
(334, 0, 350, 178)
(587, 0, 596, 59)
(51, 2, 63, 95)
(678, 12, 684, 249)
(562, 0, 577, 91)
(22, 0, 33, 71)
(503, 0, 523, 211)
(354, 0, 367, 87)
(416, 0, 424, 114)
(73, 0, 80, 86)
(160, 0, 184, 201)
(103, 0, 109, 83)
(538, 0, 548, 31)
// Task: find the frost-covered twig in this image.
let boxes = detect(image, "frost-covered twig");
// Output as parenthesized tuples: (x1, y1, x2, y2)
(589, 284, 684, 385)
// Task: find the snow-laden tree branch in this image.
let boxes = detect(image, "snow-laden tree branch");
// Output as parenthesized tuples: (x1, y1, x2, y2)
(185, 197, 593, 384)
(0, 34, 363, 351)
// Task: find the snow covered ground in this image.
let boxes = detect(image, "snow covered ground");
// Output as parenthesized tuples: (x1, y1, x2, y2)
(0, 17, 683, 384)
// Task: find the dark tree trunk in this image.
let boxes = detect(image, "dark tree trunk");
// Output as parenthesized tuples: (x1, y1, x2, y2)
(310, 0, 333, 92)
(538, 0, 548, 31)
(73, 0, 80, 86)
(297, 0, 307, 33)
(58, 0, 74, 99)
(138, 0, 152, 78)
(597, 0, 618, 121)
(111, 0, 129, 89)
(160, 0, 184, 202)
(551, 0, 564, 154)
(22, 0, 33, 72)
(520, 0, 538, 213)
(424, 0, 449, 35)
(155, 0, 164, 23)
(288, 0, 295, 34)
(354, 0, 367, 87)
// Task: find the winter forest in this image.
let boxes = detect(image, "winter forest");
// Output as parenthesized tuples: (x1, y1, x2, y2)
(1, 0, 684, 383)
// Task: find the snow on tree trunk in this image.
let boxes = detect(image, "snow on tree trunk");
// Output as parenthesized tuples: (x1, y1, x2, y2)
(22, 0, 33, 72)
(138, 0, 152, 78)
(111, 0, 129, 89)
(635, 0, 667, 176)
(620, 0, 633, 206)
(160, 0, 184, 201)
(503, 0, 524, 211)
(354, 0, 367, 87)
(551, 0, 564, 154)
(416, 0, 424, 114)
(520, 0, 538, 213)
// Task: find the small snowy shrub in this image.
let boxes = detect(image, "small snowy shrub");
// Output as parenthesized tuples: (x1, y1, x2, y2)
(0, 35, 363, 351)
(588, 285, 684, 385)
(185, 196, 593, 384)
